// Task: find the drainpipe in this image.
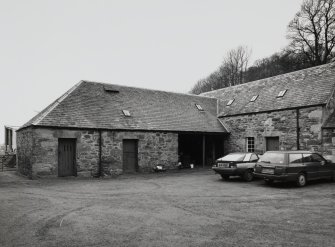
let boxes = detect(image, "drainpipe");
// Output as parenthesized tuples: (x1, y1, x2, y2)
(202, 135, 206, 168)
(98, 130, 102, 177)
(296, 109, 300, 150)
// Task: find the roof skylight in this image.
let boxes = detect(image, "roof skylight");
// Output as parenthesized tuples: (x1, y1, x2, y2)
(195, 104, 204, 111)
(250, 95, 258, 102)
(277, 90, 287, 97)
(122, 110, 131, 117)
(227, 99, 234, 106)
(104, 85, 120, 93)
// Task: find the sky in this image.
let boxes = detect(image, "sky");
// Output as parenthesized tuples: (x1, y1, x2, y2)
(0, 0, 303, 144)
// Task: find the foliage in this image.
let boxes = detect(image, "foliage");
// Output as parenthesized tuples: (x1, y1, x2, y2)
(190, 46, 251, 94)
(190, 0, 335, 95)
(190, 50, 312, 95)
(287, 0, 335, 65)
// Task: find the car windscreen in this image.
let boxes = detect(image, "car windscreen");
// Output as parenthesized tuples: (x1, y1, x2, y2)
(220, 153, 246, 162)
(259, 152, 285, 165)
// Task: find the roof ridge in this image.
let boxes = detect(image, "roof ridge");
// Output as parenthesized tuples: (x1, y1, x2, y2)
(82, 80, 214, 100)
(201, 62, 335, 95)
(31, 81, 84, 126)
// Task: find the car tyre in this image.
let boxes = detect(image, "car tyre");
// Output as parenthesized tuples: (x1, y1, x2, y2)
(296, 173, 307, 187)
(221, 175, 230, 180)
(243, 170, 253, 182)
(331, 172, 335, 182)
(265, 179, 274, 185)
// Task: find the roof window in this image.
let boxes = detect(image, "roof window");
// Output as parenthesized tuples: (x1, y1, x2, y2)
(122, 110, 131, 117)
(250, 95, 258, 102)
(195, 104, 204, 111)
(104, 85, 120, 93)
(277, 89, 287, 98)
(227, 99, 234, 106)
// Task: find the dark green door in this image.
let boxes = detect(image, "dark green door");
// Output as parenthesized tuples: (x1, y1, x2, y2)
(266, 137, 279, 151)
(123, 139, 138, 173)
(58, 139, 76, 177)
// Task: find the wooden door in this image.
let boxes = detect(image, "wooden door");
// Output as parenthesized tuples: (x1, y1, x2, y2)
(266, 137, 279, 151)
(123, 139, 138, 173)
(58, 139, 76, 177)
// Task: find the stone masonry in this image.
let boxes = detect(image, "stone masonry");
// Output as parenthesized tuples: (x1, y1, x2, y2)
(221, 106, 326, 155)
(322, 129, 335, 155)
(16, 127, 178, 177)
(101, 131, 178, 175)
(16, 127, 34, 177)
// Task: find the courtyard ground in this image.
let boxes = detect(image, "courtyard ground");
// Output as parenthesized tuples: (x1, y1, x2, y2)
(0, 169, 334, 247)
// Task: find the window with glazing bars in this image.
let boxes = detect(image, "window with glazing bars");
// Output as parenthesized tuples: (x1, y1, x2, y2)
(195, 104, 203, 111)
(246, 137, 255, 152)
(277, 89, 287, 97)
(250, 95, 258, 102)
(227, 99, 234, 106)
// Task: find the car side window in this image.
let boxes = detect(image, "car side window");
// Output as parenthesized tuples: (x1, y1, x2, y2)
(289, 154, 303, 164)
(302, 154, 312, 162)
(250, 154, 258, 161)
(310, 154, 324, 162)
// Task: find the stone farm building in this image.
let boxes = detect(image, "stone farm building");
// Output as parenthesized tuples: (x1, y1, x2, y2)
(17, 63, 335, 178)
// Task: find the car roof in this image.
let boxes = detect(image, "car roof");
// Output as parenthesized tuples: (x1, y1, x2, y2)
(264, 150, 314, 154)
(229, 152, 255, 155)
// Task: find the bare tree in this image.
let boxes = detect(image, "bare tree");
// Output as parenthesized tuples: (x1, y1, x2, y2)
(222, 46, 251, 86)
(190, 78, 211, 95)
(189, 46, 251, 94)
(287, 0, 335, 65)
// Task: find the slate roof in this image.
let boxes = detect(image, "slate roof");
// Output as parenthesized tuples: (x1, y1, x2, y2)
(201, 62, 335, 117)
(20, 81, 227, 133)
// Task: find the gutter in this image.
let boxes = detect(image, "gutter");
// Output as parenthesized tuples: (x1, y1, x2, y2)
(218, 104, 325, 118)
(18, 125, 228, 135)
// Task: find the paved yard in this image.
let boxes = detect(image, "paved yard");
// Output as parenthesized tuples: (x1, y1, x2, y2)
(0, 170, 334, 247)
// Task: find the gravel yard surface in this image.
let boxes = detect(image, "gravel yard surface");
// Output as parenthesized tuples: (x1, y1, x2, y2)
(0, 170, 334, 247)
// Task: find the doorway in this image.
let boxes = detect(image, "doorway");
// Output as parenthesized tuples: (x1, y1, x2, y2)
(266, 137, 280, 151)
(178, 134, 225, 167)
(123, 139, 138, 173)
(58, 138, 76, 177)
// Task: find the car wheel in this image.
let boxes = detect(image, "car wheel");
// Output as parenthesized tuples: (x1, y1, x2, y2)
(296, 173, 307, 187)
(243, 170, 253, 182)
(265, 179, 274, 185)
(221, 175, 230, 180)
(331, 172, 335, 182)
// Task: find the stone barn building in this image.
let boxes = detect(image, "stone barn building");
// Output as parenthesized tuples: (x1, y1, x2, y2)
(202, 62, 335, 155)
(17, 62, 335, 178)
(16, 81, 228, 178)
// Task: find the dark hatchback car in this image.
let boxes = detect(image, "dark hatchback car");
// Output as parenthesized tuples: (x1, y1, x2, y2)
(254, 151, 335, 187)
(212, 152, 260, 181)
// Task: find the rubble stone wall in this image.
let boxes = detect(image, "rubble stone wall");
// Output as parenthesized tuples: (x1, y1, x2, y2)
(16, 127, 34, 178)
(322, 129, 335, 155)
(17, 127, 178, 177)
(221, 106, 325, 154)
(101, 131, 178, 174)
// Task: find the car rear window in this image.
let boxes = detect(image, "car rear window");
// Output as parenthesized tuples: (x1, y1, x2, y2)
(220, 153, 246, 162)
(289, 154, 303, 164)
(259, 152, 285, 165)
(302, 153, 325, 162)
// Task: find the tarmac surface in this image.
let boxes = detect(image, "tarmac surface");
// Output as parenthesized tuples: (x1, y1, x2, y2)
(0, 169, 334, 247)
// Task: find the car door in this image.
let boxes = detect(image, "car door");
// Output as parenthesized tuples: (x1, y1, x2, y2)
(311, 153, 333, 178)
(302, 153, 320, 180)
(289, 153, 304, 175)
